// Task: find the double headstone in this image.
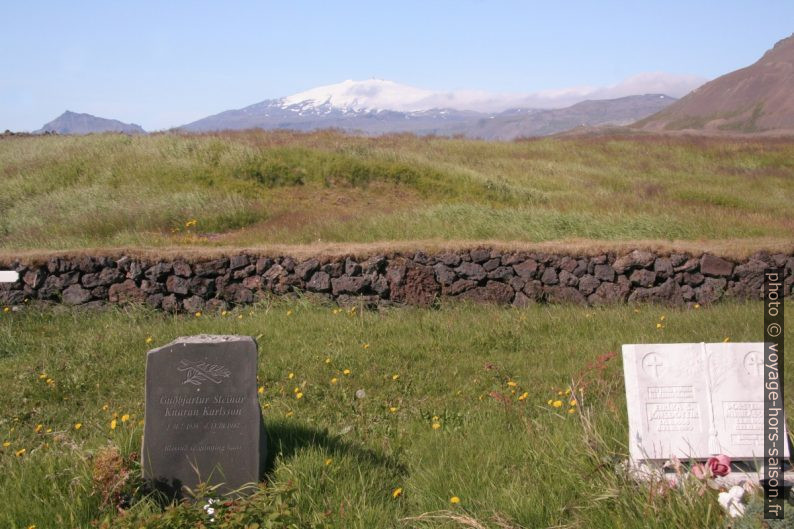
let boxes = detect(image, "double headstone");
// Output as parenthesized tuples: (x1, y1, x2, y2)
(142, 335, 266, 498)
(623, 342, 789, 463)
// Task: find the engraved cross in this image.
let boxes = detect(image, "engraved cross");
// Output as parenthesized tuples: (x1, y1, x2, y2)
(744, 351, 763, 376)
(643, 353, 664, 378)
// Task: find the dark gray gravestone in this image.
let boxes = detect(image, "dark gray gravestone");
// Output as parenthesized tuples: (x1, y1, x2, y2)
(142, 335, 266, 498)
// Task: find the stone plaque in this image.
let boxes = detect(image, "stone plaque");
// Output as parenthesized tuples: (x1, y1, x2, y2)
(623, 342, 788, 461)
(142, 335, 265, 497)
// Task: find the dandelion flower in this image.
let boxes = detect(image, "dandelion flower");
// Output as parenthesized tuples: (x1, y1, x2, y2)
(518, 392, 529, 401)
(362, 343, 369, 349)
(568, 408, 576, 414)
(34, 424, 42, 433)
(343, 369, 351, 376)
(557, 390, 563, 396)
(507, 381, 517, 387)
(723, 337, 730, 342)
(237, 314, 243, 320)
(38, 373, 47, 380)
(74, 423, 82, 430)
(552, 400, 563, 408)
(110, 419, 117, 430)
(296, 392, 303, 400)
(325, 357, 331, 364)
(285, 411, 293, 417)
(145, 336, 153, 344)
(2, 441, 10, 447)
(656, 323, 664, 329)
(258, 386, 265, 395)
(547, 399, 553, 405)
(389, 407, 398, 413)
(121, 414, 130, 423)
(392, 374, 399, 381)
(293, 387, 300, 393)
(15, 448, 25, 457)
(450, 496, 460, 504)
(287, 310, 293, 316)
(221, 310, 228, 316)
(101, 404, 109, 411)
(569, 399, 577, 406)
(431, 422, 441, 430)
(46, 378, 54, 385)
(565, 388, 571, 395)
(288, 372, 295, 379)
(330, 377, 338, 384)
(324, 458, 332, 466)
(392, 487, 403, 498)
(660, 315, 666, 321)
(2, 307, 9, 313)
(694, 303, 701, 309)
(46, 428, 51, 433)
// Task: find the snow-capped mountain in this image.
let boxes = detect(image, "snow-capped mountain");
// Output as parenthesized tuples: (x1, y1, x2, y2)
(180, 79, 681, 139)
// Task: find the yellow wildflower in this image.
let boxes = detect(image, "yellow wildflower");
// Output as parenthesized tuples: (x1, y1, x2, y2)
(145, 336, 153, 344)
(392, 374, 399, 381)
(194, 311, 202, 318)
(450, 496, 460, 504)
(2, 307, 9, 313)
(295, 392, 303, 400)
(557, 390, 563, 396)
(547, 399, 553, 405)
(431, 422, 441, 430)
(110, 419, 117, 430)
(287, 310, 293, 316)
(34, 424, 42, 433)
(656, 323, 664, 329)
(258, 386, 265, 395)
(330, 377, 338, 384)
(518, 392, 529, 401)
(74, 423, 82, 430)
(38, 373, 47, 380)
(46, 378, 54, 385)
(324, 458, 332, 466)
(237, 314, 243, 320)
(660, 315, 666, 321)
(392, 487, 403, 498)
(325, 357, 331, 364)
(565, 388, 571, 395)
(552, 400, 563, 408)
(101, 404, 109, 411)
(2, 441, 10, 447)
(46, 428, 52, 433)
(285, 411, 293, 417)
(121, 414, 130, 423)
(723, 337, 730, 342)
(568, 408, 576, 414)
(569, 399, 577, 406)
(288, 372, 295, 379)
(389, 406, 398, 413)
(15, 448, 25, 457)
(362, 343, 369, 349)
(507, 381, 517, 387)
(221, 310, 228, 316)
(343, 369, 351, 376)
(694, 303, 701, 309)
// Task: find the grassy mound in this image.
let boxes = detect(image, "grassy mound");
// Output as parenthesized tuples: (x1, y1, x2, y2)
(1, 131, 793, 249)
(0, 300, 791, 528)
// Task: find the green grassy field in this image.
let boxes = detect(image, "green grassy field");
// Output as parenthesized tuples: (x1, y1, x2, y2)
(0, 300, 791, 528)
(1, 131, 793, 250)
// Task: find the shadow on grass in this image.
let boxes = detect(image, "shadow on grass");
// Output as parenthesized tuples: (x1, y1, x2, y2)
(263, 419, 406, 480)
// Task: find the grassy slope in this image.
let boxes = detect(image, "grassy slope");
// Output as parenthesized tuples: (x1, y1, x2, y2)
(1, 131, 793, 251)
(0, 301, 791, 528)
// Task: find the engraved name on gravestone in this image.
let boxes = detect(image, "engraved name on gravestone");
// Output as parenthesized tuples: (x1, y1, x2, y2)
(623, 342, 789, 462)
(142, 335, 266, 497)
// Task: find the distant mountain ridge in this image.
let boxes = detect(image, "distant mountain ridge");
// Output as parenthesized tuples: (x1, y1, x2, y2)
(36, 111, 145, 134)
(636, 34, 794, 133)
(180, 83, 676, 140)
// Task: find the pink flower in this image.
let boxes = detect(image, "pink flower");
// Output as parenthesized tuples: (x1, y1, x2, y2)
(707, 455, 731, 477)
(691, 455, 731, 479)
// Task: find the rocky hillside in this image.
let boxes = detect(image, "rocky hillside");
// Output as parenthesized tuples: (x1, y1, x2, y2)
(36, 111, 145, 134)
(636, 34, 794, 133)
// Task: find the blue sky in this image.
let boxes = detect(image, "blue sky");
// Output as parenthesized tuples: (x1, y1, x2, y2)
(1, 1, 792, 131)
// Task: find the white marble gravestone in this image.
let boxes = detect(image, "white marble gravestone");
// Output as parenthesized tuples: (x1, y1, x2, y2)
(623, 342, 789, 462)
(0, 271, 19, 283)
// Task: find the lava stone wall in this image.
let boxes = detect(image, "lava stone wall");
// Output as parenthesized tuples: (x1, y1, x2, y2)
(1, 249, 792, 311)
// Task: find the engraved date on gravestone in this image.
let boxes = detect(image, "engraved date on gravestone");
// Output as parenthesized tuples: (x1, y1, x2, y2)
(646, 402, 700, 432)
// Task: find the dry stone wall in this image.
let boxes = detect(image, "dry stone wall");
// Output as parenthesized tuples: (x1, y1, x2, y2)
(1, 249, 792, 311)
